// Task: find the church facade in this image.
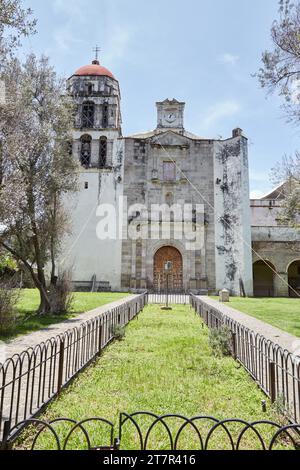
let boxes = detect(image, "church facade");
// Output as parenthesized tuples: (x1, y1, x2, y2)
(63, 58, 300, 297)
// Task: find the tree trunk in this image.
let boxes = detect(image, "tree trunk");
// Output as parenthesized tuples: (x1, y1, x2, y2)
(37, 286, 51, 315)
(0, 241, 52, 315)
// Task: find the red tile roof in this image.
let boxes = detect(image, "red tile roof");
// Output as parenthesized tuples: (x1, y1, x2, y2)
(74, 62, 115, 79)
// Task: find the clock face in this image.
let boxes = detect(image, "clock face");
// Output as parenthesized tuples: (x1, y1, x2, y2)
(164, 112, 177, 124)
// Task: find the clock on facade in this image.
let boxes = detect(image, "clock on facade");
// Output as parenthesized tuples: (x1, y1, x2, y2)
(164, 112, 177, 124)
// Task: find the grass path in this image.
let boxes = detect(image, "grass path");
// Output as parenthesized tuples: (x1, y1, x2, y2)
(215, 297, 300, 337)
(32, 304, 283, 450)
(1, 290, 129, 340)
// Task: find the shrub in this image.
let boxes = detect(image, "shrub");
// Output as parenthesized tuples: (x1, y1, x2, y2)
(209, 325, 232, 357)
(0, 284, 19, 336)
(111, 324, 126, 341)
(271, 394, 292, 425)
(0, 254, 18, 282)
(49, 271, 74, 315)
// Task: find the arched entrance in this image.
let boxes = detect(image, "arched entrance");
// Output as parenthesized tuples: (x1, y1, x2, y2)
(253, 260, 275, 297)
(153, 246, 183, 291)
(288, 260, 300, 298)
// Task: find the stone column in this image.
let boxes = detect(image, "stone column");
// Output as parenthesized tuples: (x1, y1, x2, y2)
(91, 139, 99, 167)
(274, 272, 289, 297)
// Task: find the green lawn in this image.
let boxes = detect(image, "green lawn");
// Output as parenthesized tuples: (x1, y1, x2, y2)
(215, 297, 300, 337)
(1, 290, 129, 341)
(27, 304, 284, 450)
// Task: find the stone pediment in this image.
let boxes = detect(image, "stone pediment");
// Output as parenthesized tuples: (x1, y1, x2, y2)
(150, 131, 190, 148)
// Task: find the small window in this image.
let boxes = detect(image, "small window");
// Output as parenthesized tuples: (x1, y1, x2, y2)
(80, 135, 92, 168)
(99, 137, 107, 168)
(86, 83, 93, 94)
(163, 161, 176, 182)
(102, 103, 109, 128)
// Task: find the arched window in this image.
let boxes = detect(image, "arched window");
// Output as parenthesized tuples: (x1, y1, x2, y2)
(99, 137, 107, 168)
(80, 135, 92, 168)
(102, 103, 109, 128)
(82, 101, 95, 128)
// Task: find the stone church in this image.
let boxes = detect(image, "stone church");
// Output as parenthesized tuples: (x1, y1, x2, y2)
(64, 58, 300, 297)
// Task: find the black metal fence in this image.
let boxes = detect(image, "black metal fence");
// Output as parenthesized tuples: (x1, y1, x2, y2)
(148, 290, 190, 305)
(0, 293, 147, 444)
(190, 294, 300, 423)
(2, 412, 300, 450)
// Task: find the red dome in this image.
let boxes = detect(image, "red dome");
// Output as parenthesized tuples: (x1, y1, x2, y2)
(74, 61, 115, 79)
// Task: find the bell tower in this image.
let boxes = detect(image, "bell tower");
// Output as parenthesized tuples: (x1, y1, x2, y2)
(63, 52, 125, 292)
(67, 52, 122, 169)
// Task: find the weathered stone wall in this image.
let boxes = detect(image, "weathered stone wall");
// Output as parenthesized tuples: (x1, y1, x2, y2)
(251, 199, 300, 297)
(252, 240, 300, 296)
(213, 135, 253, 296)
(121, 129, 220, 292)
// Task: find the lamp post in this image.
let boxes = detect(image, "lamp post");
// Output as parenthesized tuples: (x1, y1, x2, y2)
(161, 261, 173, 311)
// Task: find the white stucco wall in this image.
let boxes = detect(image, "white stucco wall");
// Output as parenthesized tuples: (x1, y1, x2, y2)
(61, 139, 125, 291)
(251, 199, 282, 227)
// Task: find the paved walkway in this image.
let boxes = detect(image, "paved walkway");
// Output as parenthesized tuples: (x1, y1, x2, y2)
(3, 295, 137, 360)
(197, 296, 300, 354)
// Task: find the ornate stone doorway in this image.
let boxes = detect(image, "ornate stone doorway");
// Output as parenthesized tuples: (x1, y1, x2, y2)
(153, 246, 183, 291)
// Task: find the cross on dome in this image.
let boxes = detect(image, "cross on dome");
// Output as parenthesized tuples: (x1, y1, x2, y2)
(92, 45, 101, 65)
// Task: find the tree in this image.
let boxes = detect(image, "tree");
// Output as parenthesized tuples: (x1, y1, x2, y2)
(0, 0, 36, 60)
(270, 154, 300, 226)
(257, 0, 300, 224)
(257, 0, 300, 124)
(0, 55, 79, 314)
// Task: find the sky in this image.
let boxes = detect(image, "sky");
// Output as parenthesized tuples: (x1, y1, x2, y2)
(21, 0, 300, 198)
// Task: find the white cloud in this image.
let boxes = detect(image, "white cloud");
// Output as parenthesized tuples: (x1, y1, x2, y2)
(249, 169, 269, 182)
(53, 25, 85, 52)
(218, 53, 239, 65)
(202, 100, 241, 130)
(50, 0, 89, 54)
(53, 0, 87, 19)
(103, 25, 131, 68)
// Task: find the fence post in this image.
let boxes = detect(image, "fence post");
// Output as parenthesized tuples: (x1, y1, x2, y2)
(1, 420, 11, 450)
(57, 338, 65, 395)
(269, 361, 276, 403)
(232, 332, 237, 360)
(98, 323, 103, 356)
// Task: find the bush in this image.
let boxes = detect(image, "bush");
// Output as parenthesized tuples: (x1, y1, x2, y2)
(209, 325, 232, 357)
(49, 271, 74, 315)
(111, 324, 126, 341)
(0, 254, 18, 282)
(0, 284, 19, 336)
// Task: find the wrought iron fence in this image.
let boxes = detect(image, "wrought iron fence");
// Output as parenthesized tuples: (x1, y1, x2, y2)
(2, 412, 300, 450)
(148, 290, 190, 305)
(190, 294, 300, 423)
(0, 293, 147, 444)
